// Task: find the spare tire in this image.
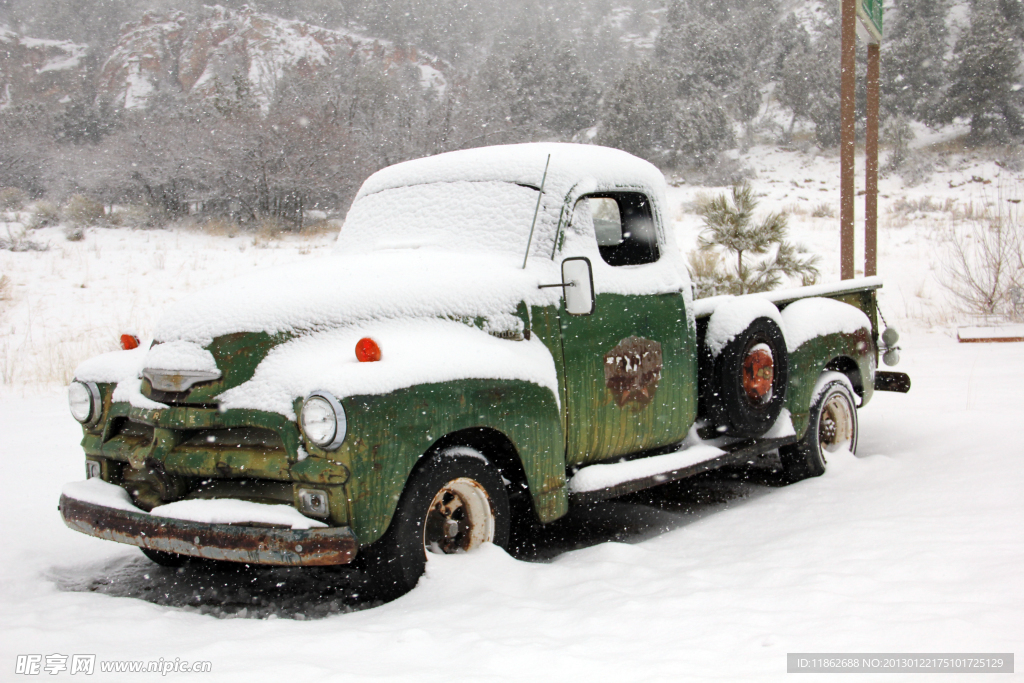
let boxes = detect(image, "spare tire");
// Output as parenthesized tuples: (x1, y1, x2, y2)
(706, 316, 788, 438)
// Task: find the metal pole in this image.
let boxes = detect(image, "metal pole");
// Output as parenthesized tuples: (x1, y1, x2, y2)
(840, 0, 857, 280)
(865, 42, 880, 278)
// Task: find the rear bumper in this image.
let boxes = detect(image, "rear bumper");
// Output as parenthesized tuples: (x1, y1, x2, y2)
(59, 494, 358, 566)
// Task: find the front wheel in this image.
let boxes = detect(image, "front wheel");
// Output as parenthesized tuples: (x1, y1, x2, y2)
(361, 448, 510, 600)
(779, 375, 858, 482)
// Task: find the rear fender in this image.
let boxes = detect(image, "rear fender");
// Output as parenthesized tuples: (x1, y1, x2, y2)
(785, 329, 874, 439)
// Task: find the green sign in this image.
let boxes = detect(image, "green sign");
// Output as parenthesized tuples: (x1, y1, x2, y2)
(857, 0, 883, 42)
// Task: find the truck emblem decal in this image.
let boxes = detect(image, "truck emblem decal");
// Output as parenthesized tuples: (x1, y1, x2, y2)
(603, 336, 663, 407)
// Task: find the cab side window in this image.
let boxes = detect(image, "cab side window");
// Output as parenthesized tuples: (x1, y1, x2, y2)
(576, 193, 660, 266)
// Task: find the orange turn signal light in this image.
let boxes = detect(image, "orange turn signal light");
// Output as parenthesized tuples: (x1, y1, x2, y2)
(120, 334, 140, 350)
(355, 337, 381, 363)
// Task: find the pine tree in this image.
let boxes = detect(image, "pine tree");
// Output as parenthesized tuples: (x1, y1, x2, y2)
(598, 61, 678, 163)
(881, 0, 950, 124)
(506, 40, 599, 138)
(777, 23, 814, 141)
(941, 0, 1024, 140)
(598, 62, 733, 168)
(776, 9, 842, 148)
(694, 183, 819, 295)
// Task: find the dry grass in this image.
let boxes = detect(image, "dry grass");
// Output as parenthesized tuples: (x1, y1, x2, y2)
(924, 134, 973, 155)
(0, 187, 28, 211)
(683, 191, 717, 217)
(0, 274, 11, 302)
(0, 331, 117, 386)
(811, 202, 836, 218)
(889, 196, 957, 216)
(107, 204, 168, 229)
(198, 217, 242, 238)
(29, 201, 60, 228)
(64, 194, 104, 226)
(298, 219, 339, 237)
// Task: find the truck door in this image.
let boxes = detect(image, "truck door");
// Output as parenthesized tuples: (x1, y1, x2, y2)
(558, 193, 697, 467)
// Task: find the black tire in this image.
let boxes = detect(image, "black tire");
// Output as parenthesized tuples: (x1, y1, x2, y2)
(361, 449, 510, 601)
(780, 376, 859, 482)
(707, 316, 789, 438)
(141, 548, 188, 567)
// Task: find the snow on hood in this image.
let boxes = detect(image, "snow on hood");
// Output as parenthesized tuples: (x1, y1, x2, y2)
(218, 318, 560, 419)
(72, 345, 168, 410)
(74, 345, 148, 385)
(154, 251, 563, 346)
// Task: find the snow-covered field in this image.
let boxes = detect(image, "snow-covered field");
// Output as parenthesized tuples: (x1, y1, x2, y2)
(1, 142, 1022, 681)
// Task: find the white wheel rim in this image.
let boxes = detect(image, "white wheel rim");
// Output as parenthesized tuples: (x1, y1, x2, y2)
(423, 477, 495, 555)
(819, 391, 856, 454)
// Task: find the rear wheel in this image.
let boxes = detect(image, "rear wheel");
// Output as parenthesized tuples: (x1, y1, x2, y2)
(780, 376, 858, 482)
(361, 449, 510, 600)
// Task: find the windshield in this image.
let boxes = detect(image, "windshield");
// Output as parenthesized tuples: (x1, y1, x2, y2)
(336, 181, 549, 256)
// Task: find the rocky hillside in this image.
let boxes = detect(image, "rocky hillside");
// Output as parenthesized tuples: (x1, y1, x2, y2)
(1, 5, 449, 114)
(0, 27, 90, 109)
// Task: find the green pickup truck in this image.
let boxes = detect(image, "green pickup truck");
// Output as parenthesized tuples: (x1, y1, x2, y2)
(60, 143, 909, 598)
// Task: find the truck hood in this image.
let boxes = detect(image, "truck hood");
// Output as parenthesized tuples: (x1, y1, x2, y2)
(216, 318, 561, 419)
(153, 251, 562, 346)
(75, 251, 563, 412)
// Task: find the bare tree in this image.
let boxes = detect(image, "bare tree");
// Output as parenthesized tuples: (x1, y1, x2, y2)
(940, 202, 1024, 319)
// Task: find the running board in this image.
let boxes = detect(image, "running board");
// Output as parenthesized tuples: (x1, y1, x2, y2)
(568, 436, 799, 505)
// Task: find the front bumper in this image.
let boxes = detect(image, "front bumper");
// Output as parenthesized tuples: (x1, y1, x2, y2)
(59, 494, 358, 566)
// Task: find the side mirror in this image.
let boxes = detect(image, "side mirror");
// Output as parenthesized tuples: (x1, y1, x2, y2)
(562, 257, 595, 315)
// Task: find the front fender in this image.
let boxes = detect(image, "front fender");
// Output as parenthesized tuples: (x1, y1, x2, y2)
(331, 378, 565, 546)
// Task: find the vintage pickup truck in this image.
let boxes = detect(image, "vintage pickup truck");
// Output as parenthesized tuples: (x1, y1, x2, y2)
(59, 143, 909, 598)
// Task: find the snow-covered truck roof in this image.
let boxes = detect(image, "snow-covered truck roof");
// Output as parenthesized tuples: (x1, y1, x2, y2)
(352, 143, 669, 203)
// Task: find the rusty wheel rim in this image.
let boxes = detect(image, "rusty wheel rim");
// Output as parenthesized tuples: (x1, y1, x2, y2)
(819, 392, 855, 456)
(423, 477, 495, 555)
(742, 343, 774, 404)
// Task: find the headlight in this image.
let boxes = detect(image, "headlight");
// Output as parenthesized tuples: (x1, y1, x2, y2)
(300, 391, 347, 450)
(69, 381, 101, 425)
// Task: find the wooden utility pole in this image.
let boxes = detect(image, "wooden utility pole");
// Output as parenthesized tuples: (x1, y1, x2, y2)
(865, 43, 880, 277)
(840, 0, 857, 280)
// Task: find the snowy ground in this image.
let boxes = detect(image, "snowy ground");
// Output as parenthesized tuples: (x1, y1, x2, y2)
(1, 142, 1022, 681)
